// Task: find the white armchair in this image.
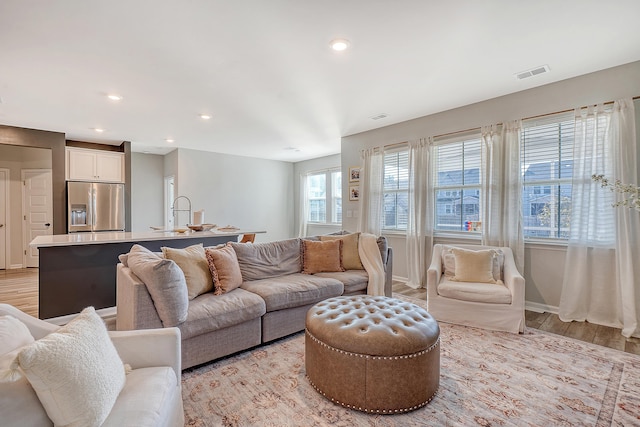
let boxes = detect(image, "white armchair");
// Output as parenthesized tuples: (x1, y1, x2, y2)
(426, 244, 525, 334)
(0, 303, 184, 427)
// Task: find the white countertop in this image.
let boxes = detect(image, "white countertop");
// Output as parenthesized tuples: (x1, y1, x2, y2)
(30, 229, 266, 248)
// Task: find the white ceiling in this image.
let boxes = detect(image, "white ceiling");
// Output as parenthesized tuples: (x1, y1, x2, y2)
(1, 1, 640, 162)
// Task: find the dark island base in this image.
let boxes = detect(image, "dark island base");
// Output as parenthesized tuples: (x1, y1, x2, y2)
(38, 235, 237, 319)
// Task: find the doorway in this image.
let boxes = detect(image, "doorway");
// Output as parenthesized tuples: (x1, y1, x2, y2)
(22, 169, 53, 268)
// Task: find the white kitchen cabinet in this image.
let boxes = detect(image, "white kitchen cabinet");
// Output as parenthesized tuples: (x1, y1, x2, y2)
(66, 147, 124, 182)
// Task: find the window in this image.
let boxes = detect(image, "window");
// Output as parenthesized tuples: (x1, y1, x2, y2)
(521, 113, 574, 239)
(433, 136, 482, 232)
(305, 169, 341, 224)
(383, 149, 409, 230)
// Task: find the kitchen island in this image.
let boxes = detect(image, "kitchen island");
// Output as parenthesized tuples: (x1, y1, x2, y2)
(30, 229, 265, 320)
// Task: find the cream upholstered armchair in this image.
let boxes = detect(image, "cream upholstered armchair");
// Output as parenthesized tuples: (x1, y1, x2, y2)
(0, 303, 184, 427)
(426, 244, 525, 334)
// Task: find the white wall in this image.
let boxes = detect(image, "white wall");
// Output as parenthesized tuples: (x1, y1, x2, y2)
(293, 153, 342, 237)
(130, 152, 164, 231)
(175, 148, 294, 242)
(0, 145, 51, 268)
(341, 60, 640, 311)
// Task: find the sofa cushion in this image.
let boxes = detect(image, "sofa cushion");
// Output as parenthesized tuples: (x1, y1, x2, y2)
(240, 273, 343, 312)
(16, 307, 126, 427)
(102, 366, 177, 427)
(162, 244, 213, 300)
(231, 238, 301, 280)
(442, 245, 504, 281)
(178, 289, 266, 340)
(205, 244, 243, 295)
(320, 232, 364, 270)
(0, 315, 34, 355)
(315, 270, 368, 294)
(438, 276, 512, 304)
(0, 348, 52, 426)
(301, 239, 345, 274)
(127, 244, 189, 327)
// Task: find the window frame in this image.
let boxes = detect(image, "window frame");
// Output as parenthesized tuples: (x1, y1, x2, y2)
(520, 112, 575, 241)
(432, 133, 483, 236)
(382, 147, 409, 232)
(304, 167, 342, 226)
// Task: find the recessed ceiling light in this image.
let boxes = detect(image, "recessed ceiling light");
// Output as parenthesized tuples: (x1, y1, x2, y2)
(93, 128, 105, 133)
(107, 94, 123, 101)
(199, 114, 211, 120)
(165, 138, 175, 143)
(330, 39, 350, 51)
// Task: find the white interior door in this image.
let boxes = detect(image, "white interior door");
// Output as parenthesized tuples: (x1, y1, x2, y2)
(0, 169, 8, 270)
(22, 169, 53, 268)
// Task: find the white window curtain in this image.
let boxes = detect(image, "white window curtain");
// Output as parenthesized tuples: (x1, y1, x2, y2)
(298, 173, 309, 237)
(480, 121, 524, 273)
(358, 147, 383, 236)
(559, 99, 640, 338)
(405, 138, 433, 289)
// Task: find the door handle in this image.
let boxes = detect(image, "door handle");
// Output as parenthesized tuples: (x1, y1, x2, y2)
(44, 223, 51, 227)
(0, 224, 3, 227)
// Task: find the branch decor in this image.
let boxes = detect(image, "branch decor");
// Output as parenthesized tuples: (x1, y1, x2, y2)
(592, 174, 640, 212)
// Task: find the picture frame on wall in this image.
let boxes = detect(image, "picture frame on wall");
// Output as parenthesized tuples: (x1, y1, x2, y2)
(349, 185, 360, 201)
(349, 167, 361, 182)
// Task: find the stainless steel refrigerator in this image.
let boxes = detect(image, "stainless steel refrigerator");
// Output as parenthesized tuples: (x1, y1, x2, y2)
(67, 181, 125, 232)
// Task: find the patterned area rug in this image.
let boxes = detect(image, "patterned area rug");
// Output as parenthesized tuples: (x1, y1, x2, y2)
(182, 295, 640, 426)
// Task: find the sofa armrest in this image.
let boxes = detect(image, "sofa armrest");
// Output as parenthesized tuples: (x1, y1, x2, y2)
(501, 247, 525, 309)
(116, 264, 163, 331)
(109, 327, 182, 381)
(384, 247, 393, 297)
(426, 244, 444, 301)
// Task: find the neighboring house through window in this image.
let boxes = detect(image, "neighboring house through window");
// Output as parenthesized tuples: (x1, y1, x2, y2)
(521, 113, 574, 239)
(433, 135, 482, 233)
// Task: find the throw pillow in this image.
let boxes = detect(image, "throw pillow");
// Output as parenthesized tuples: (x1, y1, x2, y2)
(301, 239, 345, 274)
(442, 246, 503, 281)
(205, 243, 243, 295)
(451, 247, 496, 284)
(16, 307, 126, 427)
(162, 244, 213, 299)
(320, 232, 364, 270)
(0, 315, 34, 355)
(127, 244, 189, 327)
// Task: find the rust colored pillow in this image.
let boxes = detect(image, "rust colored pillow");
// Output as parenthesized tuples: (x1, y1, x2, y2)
(205, 243, 243, 294)
(320, 232, 364, 270)
(301, 239, 345, 274)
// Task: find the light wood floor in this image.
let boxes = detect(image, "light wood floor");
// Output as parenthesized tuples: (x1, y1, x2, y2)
(392, 281, 640, 356)
(1, 269, 639, 356)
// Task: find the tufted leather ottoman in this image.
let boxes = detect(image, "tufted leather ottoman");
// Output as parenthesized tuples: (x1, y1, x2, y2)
(305, 295, 440, 414)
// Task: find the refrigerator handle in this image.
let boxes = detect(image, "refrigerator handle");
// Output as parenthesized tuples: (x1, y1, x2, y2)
(88, 187, 95, 227)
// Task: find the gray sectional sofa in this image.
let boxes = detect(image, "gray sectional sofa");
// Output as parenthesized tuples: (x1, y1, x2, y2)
(116, 234, 392, 369)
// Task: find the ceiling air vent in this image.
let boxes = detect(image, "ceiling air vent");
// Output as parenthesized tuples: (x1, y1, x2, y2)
(515, 65, 550, 80)
(370, 113, 388, 120)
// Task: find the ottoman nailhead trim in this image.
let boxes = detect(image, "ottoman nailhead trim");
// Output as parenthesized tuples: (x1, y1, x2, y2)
(306, 374, 439, 414)
(305, 329, 440, 360)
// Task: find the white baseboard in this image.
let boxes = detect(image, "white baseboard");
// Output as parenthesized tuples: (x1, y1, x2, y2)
(45, 306, 117, 326)
(392, 275, 408, 283)
(9, 264, 24, 269)
(525, 301, 558, 314)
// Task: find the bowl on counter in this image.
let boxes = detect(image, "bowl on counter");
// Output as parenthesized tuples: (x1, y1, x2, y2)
(187, 223, 216, 232)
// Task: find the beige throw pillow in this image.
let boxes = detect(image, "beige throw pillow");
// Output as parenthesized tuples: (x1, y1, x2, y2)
(451, 247, 497, 284)
(301, 239, 345, 274)
(16, 307, 126, 427)
(320, 233, 364, 270)
(127, 244, 189, 327)
(162, 244, 213, 299)
(205, 244, 243, 294)
(442, 246, 503, 281)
